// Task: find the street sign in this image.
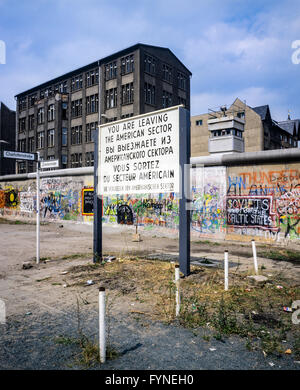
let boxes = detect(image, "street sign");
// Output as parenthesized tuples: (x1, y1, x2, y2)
(98, 106, 181, 196)
(3, 150, 36, 161)
(40, 160, 59, 169)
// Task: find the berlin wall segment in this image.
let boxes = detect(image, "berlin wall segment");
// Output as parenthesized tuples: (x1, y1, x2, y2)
(1, 162, 300, 245)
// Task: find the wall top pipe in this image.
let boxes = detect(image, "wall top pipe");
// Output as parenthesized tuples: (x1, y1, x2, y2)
(191, 148, 300, 167)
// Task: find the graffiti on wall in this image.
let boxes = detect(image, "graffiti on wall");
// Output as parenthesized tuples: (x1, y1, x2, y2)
(20, 192, 35, 213)
(227, 168, 300, 241)
(0, 178, 82, 221)
(0, 187, 19, 209)
(102, 194, 179, 227)
(191, 166, 226, 235)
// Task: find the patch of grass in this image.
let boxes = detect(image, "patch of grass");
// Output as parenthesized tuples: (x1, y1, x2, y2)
(61, 253, 93, 261)
(65, 256, 300, 357)
(194, 240, 221, 246)
(55, 335, 79, 346)
(259, 249, 300, 264)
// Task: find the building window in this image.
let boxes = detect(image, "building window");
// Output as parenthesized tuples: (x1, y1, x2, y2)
(144, 83, 155, 105)
(86, 94, 99, 114)
(28, 137, 35, 153)
(162, 64, 172, 83)
(71, 153, 82, 168)
(18, 97, 27, 112)
(62, 127, 68, 146)
(29, 94, 37, 108)
(122, 83, 134, 105)
(71, 74, 83, 91)
(121, 55, 134, 75)
(121, 113, 134, 119)
(86, 69, 99, 87)
(18, 139, 26, 152)
(18, 161, 26, 174)
(196, 120, 203, 126)
(47, 129, 55, 148)
(85, 151, 94, 166)
(178, 72, 187, 91)
(105, 88, 117, 109)
(86, 122, 97, 143)
(19, 117, 26, 132)
(144, 54, 156, 75)
(37, 131, 45, 149)
(28, 114, 35, 131)
(54, 81, 68, 93)
(40, 87, 53, 99)
(47, 104, 55, 121)
(61, 154, 68, 169)
(105, 62, 117, 80)
(162, 90, 172, 108)
(237, 112, 245, 119)
(38, 107, 45, 124)
(71, 125, 82, 145)
(105, 117, 118, 123)
(62, 102, 68, 120)
(71, 99, 82, 117)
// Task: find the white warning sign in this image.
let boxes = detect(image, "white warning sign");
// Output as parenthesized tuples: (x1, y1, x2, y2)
(98, 106, 180, 195)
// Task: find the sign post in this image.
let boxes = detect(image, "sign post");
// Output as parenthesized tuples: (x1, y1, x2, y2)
(36, 152, 40, 264)
(93, 129, 102, 263)
(95, 106, 190, 275)
(179, 109, 191, 276)
(3, 150, 41, 263)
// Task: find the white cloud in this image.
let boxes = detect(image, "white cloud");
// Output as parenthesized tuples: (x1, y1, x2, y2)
(191, 87, 288, 120)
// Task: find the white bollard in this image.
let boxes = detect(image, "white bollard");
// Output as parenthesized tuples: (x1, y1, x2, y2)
(175, 265, 180, 316)
(251, 240, 258, 275)
(99, 287, 106, 363)
(224, 250, 229, 291)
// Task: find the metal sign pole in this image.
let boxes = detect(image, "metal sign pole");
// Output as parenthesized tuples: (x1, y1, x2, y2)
(93, 128, 102, 263)
(36, 152, 40, 264)
(179, 107, 191, 276)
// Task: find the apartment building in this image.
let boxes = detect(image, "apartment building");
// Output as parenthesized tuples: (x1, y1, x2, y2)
(0, 102, 16, 175)
(15, 43, 191, 173)
(191, 98, 299, 157)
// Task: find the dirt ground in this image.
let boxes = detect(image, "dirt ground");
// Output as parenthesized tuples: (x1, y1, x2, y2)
(0, 220, 300, 370)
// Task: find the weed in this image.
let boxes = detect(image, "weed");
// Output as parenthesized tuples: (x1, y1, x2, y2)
(55, 335, 79, 346)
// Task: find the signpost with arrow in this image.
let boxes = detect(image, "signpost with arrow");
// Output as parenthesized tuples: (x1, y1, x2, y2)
(2, 150, 41, 263)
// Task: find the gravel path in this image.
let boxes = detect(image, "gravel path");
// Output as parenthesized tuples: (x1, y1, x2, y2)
(0, 306, 299, 370)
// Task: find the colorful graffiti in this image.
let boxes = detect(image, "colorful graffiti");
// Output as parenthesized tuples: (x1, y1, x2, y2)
(0, 187, 19, 209)
(227, 167, 300, 241)
(0, 178, 82, 221)
(1, 164, 300, 244)
(191, 166, 226, 236)
(102, 194, 179, 227)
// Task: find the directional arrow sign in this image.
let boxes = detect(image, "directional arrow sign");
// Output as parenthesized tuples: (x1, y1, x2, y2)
(3, 150, 36, 161)
(40, 160, 59, 169)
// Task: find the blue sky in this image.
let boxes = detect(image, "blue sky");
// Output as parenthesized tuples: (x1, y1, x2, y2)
(0, 0, 299, 120)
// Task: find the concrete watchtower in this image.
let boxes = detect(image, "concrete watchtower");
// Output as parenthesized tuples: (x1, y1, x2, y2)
(207, 105, 245, 154)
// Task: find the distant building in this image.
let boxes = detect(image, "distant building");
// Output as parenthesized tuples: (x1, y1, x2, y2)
(0, 102, 16, 175)
(15, 43, 191, 173)
(191, 98, 298, 157)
